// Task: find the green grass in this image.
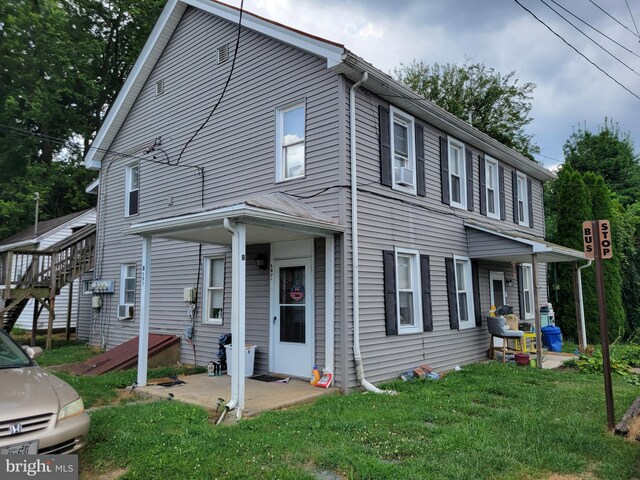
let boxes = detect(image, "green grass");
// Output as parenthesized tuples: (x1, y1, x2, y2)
(80, 363, 640, 480)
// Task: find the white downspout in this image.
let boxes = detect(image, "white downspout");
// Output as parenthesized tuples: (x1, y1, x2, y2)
(350, 72, 393, 395)
(577, 260, 592, 350)
(223, 218, 240, 416)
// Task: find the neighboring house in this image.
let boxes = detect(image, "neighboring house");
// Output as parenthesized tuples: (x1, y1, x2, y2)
(83, 0, 584, 410)
(0, 209, 96, 332)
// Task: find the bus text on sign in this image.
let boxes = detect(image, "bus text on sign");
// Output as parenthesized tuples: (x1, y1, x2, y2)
(582, 220, 612, 260)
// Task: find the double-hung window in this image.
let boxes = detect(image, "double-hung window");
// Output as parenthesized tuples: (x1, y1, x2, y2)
(395, 249, 422, 334)
(125, 163, 139, 216)
(516, 172, 529, 226)
(485, 156, 500, 219)
(454, 257, 474, 329)
(203, 257, 224, 325)
(448, 139, 466, 209)
(120, 264, 136, 306)
(390, 107, 416, 192)
(521, 264, 534, 319)
(276, 102, 305, 181)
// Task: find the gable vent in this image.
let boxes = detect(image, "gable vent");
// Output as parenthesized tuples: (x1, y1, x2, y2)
(154, 78, 164, 96)
(216, 43, 230, 64)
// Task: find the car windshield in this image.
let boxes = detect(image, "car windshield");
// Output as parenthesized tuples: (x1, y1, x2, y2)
(0, 332, 32, 368)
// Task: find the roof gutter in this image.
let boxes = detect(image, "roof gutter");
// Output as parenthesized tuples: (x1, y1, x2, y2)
(338, 51, 554, 182)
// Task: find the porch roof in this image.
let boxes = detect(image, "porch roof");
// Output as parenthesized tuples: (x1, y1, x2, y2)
(128, 193, 344, 244)
(464, 221, 586, 263)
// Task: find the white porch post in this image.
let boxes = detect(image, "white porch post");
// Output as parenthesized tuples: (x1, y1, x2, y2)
(137, 236, 152, 387)
(531, 254, 542, 368)
(236, 222, 246, 417)
(226, 219, 246, 419)
(325, 235, 335, 373)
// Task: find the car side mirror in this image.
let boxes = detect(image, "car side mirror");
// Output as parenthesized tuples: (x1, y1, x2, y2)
(22, 345, 43, 360)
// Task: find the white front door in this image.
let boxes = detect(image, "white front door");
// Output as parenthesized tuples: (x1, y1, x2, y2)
(489, 271, 506, 308)
(270, 258, 314, 377)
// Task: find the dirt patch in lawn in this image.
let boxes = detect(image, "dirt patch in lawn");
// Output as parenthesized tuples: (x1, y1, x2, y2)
(545, 464, 597, 480)
(627, 415, 640, 442)
(81, 467, 128, 480)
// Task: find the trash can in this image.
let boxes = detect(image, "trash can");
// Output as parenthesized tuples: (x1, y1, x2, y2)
(225, 344, 256, 377)
(541, 325, 563, 352)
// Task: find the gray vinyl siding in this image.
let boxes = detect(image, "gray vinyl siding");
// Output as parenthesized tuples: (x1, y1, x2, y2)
(338, 84, 550, 385)
(92, 7, 344, 369)
(466, 228, 533, 258)
(75, 273, 94, 342)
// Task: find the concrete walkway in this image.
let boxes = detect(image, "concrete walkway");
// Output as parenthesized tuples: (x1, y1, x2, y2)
(542, 352, 578, 369)
(137, 373, 337, 417)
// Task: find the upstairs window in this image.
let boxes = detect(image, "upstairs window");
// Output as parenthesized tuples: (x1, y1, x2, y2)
(125, 163, 139, 217)
(448, 139, 466, 209)
(516, 172, 529, 226)
(485, 156, 500, 219)
(379, 105, 425, 197)
(390, 107, 416, 193)
(276, 102, 305, 181)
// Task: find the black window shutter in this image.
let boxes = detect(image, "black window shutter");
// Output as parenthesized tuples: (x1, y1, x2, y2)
(420, 255, 433, 332)
(379, 105, 392, 187)
(512, 170, 519, 224)
(527, 178, 534, 228)
(415, 124, 426, 197)
(382, 250, 398, 335)
(439, 136, 450, 205)
(517, 265, 525, 319)
(466, 148, 474, 211)
(499, 166, 506, 220)
(472, 260, 482, 326)
(445, 257, 459, 330)
(479, 155, 487, 216)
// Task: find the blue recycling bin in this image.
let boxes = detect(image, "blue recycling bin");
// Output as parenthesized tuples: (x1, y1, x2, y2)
(541, 325, 563, 352)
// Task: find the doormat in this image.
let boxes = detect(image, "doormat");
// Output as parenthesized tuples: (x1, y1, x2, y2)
(250, 374, 288, 383)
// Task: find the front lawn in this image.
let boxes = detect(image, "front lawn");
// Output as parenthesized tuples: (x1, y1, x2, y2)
(80, 363, 640, 480)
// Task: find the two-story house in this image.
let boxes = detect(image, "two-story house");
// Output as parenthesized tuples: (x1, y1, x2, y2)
(83, 0, 584, 415)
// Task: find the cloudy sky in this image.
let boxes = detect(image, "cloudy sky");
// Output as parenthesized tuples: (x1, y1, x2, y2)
(225, 0, 640, 169)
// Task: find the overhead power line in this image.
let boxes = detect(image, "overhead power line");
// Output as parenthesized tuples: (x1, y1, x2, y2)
(546, 0, 640, 60)
(0, 123, 200, 172)
(539, 0, 640, 78)
(174, 0, 244, 166)
(588, 0, 640, 39)
(625, 0, 640, 38)
(514, 0, 640, 101)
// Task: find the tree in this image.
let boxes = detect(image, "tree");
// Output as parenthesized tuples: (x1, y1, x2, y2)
(548, 165, 627, 342)
(0, 0, 164, 240)
(583, 172, 625, 340)
(0, 157, 97, 240)
(547, 165, 595, 340)
(394, 60, 538, 159)
(564, 119, 640, 206)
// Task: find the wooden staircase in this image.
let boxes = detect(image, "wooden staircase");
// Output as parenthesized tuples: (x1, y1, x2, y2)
(1, 224, 96, 334)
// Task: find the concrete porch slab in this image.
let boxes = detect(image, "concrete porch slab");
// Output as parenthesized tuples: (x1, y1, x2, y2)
(136, 373, 337, 417)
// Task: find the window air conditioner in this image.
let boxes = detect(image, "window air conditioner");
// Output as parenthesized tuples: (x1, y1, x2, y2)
(117, 304, 134, 320)
(395, 167, 414, 186)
